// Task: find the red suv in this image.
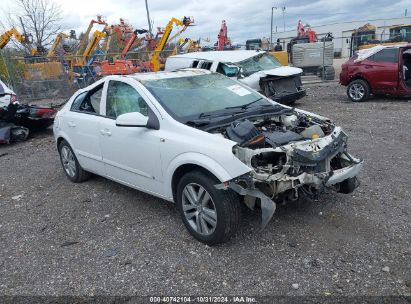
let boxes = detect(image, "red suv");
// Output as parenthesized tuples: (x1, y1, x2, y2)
(340, 44, 411, 102)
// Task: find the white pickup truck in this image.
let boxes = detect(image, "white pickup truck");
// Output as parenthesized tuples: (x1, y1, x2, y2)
(165, 50, 306, 105)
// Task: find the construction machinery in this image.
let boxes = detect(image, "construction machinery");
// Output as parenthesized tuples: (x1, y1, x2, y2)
(215, 20, 232, 50)
(75, 15, 107, 59)
(47, 32, 70, 57)
(70, 30, 107, 84)
(0, 28, 28, 49)
(390, 25, 411, 42)
(150, 17, 193, 71)
(286, 20, 335, 80)
(99, 29, 149, 76)
(348, 23, 409, 56)
(171, 37, 201, 56)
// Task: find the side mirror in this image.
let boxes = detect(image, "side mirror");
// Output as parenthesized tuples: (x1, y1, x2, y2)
(115, 112, 148, 127)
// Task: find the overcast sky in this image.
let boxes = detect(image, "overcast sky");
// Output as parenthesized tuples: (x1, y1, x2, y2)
(1, 0, 410, 45)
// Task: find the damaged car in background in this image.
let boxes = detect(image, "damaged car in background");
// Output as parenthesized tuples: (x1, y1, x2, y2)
(0, 79, 56, 144)
(53, 70, 363, 245)
(165, 50, 306, 105)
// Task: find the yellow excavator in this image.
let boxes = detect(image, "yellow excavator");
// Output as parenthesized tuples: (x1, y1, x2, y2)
(71, 30, 107, 79)
(171, 37, 201, 56)
(150, 17, 193, 71)
(47, 32, 69, 58)
(0, 27, 28, 49)
(75, 15, 107, 57)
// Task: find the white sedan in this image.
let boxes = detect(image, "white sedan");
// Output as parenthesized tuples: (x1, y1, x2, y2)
(53, 69, 363, 245)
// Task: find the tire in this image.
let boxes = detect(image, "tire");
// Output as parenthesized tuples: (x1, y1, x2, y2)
(58, 140, 91, 183)
(338, 177, 357, 194)
(347, 79, 370, 102)
(176, 170, 241, 245)
(318, 66, 335, 80)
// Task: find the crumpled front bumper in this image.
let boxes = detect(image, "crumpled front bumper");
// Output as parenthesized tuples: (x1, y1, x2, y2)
(217, 127, 363, 228)
(325, 161, 363, 186)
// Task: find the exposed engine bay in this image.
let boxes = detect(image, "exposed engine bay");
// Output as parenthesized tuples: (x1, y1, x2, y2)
(210, 110, 364, 227)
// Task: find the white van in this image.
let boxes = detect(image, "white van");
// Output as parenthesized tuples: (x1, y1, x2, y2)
(165, 50, 306, 105)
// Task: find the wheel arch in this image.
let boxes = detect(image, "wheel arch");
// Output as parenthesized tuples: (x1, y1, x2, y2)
(171, 164, 220, 202)
(166, 153, 242, 202)
(348, 75, 372, 92)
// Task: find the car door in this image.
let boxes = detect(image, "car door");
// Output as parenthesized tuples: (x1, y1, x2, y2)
(98, 78, 163, 196)
(361, 48, 399, 93)
(62, 82, 105, 175)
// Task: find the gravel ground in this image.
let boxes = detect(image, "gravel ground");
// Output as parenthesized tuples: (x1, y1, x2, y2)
(0, 82, 410, 298)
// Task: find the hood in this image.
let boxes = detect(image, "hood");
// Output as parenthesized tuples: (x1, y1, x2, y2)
(260, 66, 303, 77)
(0, 80, 14, 95)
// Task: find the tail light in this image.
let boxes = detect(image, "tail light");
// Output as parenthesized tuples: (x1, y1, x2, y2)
(29, 107, 57, 118)
(10, 94, 18, 104)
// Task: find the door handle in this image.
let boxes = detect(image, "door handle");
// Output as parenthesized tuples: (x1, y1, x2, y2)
(100, 129, 112, 136)
(68, 121, 76, 128)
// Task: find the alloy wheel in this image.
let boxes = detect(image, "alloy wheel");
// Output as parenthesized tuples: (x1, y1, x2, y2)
(182, 183, 217, 236)
(61, 146, 76, 177)
(349, 83, 365, 101)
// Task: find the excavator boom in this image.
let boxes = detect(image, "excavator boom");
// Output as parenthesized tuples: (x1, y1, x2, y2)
(76, 15, 107, 56)
(47, 32, 69, 57)
(0, 28, 27, 49)
(151, 17, 192, 71)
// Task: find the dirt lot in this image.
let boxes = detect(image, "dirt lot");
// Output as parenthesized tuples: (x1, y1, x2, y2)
(0, 82, 410, 298)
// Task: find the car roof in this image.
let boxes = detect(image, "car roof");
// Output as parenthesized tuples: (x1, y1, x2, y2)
(169, 50, 267, 63)
(355, 43, 410, 61)
(128, 68, 212, 82)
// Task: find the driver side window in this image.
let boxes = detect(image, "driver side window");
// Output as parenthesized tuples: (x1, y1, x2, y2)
(106, 81, 149, 119)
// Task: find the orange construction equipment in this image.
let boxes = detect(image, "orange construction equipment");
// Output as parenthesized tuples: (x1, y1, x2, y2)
(99, 29, 149, 76)
(215, 20, 231, 50)
(297, 20, 317, 43)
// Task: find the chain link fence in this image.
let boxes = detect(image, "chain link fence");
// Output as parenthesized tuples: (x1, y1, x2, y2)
(0, 49, 174, 103)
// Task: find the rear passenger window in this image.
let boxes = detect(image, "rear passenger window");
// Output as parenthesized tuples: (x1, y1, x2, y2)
(71, 85, 103, 114)
(200, 61, 212, 70)
(70, 92, 87, 111)
(370, 48, 399, 63)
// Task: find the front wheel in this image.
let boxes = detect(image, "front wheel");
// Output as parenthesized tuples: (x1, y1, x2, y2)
(58, 140, 91, 183)
(176, 170, 241, 245)
(347, 79, 370, 102)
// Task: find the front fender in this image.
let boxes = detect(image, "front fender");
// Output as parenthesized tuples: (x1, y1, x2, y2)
(163, 152, 251, 200)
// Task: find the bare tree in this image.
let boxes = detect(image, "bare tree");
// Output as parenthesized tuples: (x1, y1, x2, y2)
(2, 0, 62, 52)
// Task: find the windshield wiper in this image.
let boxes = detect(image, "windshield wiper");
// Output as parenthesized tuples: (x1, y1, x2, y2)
(224, 98, 270, 110)
(198, 111, 241, 118)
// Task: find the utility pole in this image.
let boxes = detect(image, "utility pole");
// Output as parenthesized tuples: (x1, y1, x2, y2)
(270, 6, 277, 50)
(282, 6, 286, 32)
(145, 0, 153, 37)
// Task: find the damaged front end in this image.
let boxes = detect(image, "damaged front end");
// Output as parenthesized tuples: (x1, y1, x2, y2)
(214, 111, 363, 227)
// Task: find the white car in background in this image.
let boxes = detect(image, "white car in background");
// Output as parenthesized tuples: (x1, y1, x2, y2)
(53, 69, 363, 245)
(165, 50, 306, 105)
(0, 79, 18, 108)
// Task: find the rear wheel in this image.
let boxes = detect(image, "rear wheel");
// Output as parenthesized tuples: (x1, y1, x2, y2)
(58, 140, 91, 183)
(347, 79, 370, 102)
(176, 170, 241, 245)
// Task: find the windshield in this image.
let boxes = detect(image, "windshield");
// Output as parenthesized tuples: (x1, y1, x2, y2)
(143, 73, 273, 120)
(237, 53, 281, 76)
